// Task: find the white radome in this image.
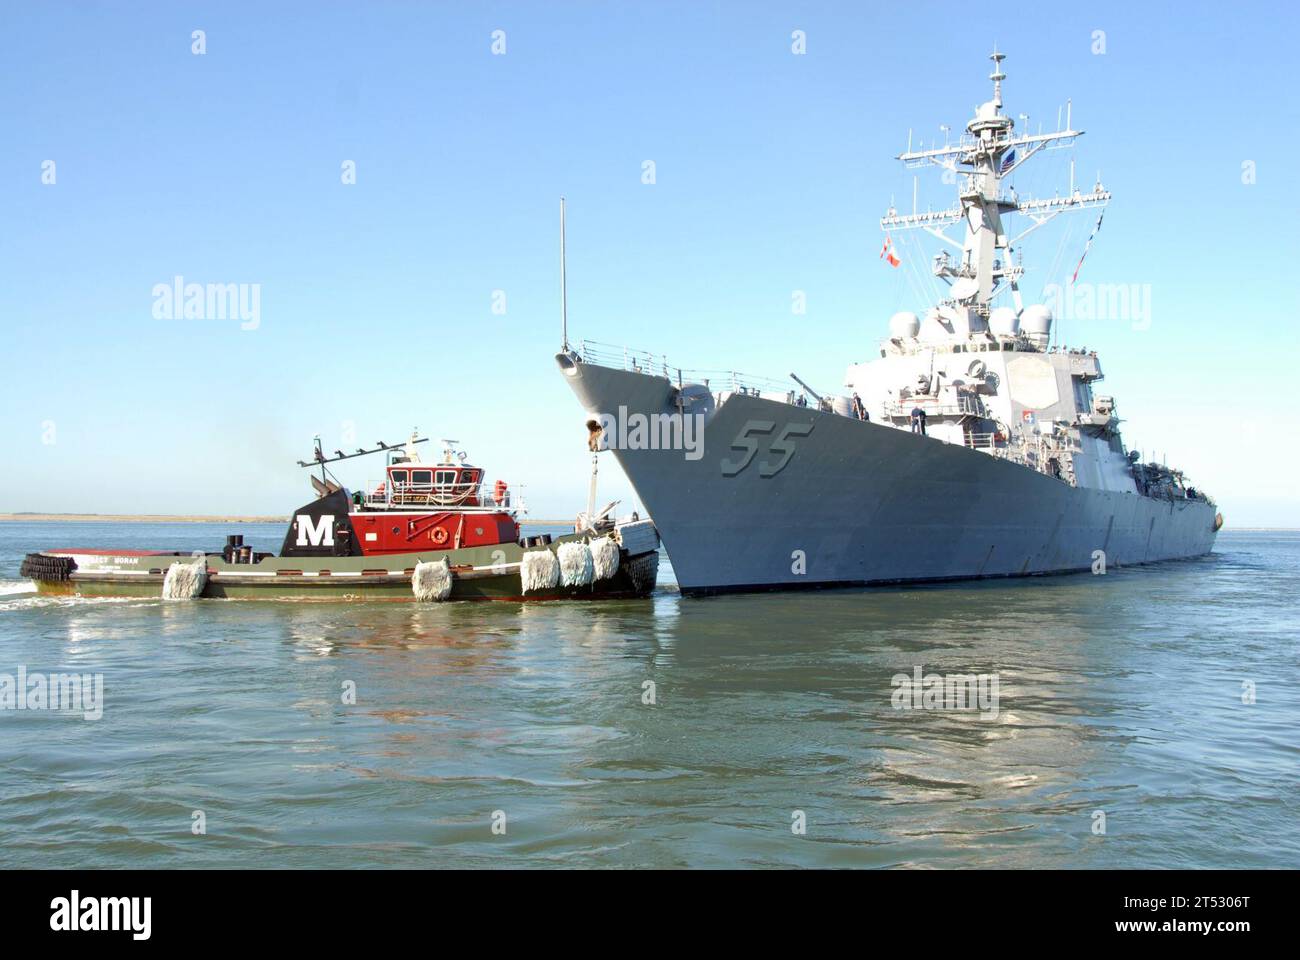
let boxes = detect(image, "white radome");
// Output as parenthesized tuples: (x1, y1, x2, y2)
(918, 310, 953, 344)
(889, 311, 920, 339)
(990, 306, 1020, 336)
(1021, 304, 1053, 344)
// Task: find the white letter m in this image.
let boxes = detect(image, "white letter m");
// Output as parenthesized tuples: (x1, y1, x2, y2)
(296, 514, 334, 547)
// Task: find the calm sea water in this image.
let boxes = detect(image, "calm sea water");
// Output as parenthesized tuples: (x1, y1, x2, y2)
(1, 521, 1296, 869)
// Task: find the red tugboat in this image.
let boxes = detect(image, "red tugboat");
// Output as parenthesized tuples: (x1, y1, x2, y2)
(21, 434, 660, 602)
(344, 440, 521, 556)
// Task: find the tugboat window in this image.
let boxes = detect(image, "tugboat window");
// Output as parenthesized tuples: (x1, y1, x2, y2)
(390, 470, 408, 484)
(413, 470, 433, 485)
(434, 470, 456, 485)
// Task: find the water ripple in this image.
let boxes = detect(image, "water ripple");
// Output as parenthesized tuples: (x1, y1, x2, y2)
(0, 525, 1296, 867)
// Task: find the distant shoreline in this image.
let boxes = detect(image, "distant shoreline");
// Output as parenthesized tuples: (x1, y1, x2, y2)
(1216, 527, 1300, 531)
(0, 513, 284, 523)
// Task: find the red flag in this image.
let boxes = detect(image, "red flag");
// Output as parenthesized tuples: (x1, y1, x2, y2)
(879, 235, 900, 268)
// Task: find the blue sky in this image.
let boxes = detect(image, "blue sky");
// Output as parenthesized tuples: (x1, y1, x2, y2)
(2, 1, 1296, 525)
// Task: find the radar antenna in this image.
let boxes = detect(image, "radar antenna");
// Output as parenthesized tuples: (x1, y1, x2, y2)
(880, 50, 1111, 312)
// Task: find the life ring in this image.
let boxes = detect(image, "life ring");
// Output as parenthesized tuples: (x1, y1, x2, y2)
(431, 527, 450, 545)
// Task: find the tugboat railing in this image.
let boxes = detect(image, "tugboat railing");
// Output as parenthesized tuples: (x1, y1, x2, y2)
(361, 482, 513, 512)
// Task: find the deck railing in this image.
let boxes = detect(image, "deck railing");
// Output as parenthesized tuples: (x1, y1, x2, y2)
(885, 394, 986, 419)
(963, 431, 1001, 450)
(576, 339, 812, 400)
(361, 482, 513, 511)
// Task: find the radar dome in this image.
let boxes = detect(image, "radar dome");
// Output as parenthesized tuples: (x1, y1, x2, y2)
(942, 304, 986, 337)
(990, 306, 1020, 337)
(918, 308, 954, 344)
(889, 311, 920, 339)
(1021, 304, 1053, 346)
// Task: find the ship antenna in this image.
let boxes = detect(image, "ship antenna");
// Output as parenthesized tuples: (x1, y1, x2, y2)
(559, 196, 569, 351)
(990, 46, 1006, 108)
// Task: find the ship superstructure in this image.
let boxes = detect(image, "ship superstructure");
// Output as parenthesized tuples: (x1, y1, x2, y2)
(857, 50, 1138, 498)
(556, 52, 1219, 595)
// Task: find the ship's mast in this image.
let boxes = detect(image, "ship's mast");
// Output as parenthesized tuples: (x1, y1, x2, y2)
(560, 196, 569, 351)
(881, 50, 1110, 315)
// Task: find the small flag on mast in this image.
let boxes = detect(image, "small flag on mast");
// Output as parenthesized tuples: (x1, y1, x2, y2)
(1071, 211, 1105, 284)
(879, 235, 900, 268)
(999, 149, 1016, 174)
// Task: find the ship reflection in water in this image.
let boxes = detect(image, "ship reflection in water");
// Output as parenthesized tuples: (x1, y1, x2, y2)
(1, 525, 1296, 868)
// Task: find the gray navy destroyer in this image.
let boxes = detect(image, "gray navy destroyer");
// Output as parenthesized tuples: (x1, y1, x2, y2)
(557, 51, 1220, 595)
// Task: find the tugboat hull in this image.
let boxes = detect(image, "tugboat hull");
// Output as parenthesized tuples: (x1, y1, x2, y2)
(22, 529, 660, 602)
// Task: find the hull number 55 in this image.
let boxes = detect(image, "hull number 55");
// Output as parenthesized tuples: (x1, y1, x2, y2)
(721, 419, 815, 478)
